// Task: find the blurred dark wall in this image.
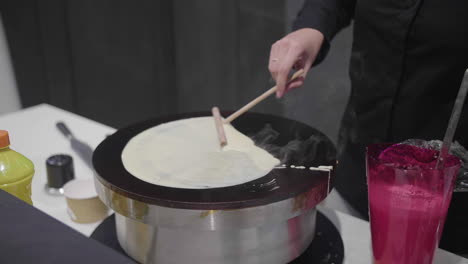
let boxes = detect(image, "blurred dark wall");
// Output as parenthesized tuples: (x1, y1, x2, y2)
(1, 0, 353, 142)
(1, 0, 285, 128)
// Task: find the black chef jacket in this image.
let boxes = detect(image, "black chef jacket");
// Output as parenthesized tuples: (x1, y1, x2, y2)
(294, 0, 468, 219)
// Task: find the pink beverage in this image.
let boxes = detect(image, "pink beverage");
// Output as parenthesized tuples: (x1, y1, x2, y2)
(367, 143, 461, 264)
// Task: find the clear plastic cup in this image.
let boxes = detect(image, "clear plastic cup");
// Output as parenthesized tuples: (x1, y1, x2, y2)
(367, 143, 461, 264)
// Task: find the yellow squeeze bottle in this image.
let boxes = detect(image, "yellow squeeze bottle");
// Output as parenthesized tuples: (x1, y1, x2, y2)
(0, 130, 34, 204)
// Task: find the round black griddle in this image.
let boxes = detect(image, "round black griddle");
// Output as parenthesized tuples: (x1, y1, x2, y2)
(93, 112, 336, 210)
(91, 211, 344, 264)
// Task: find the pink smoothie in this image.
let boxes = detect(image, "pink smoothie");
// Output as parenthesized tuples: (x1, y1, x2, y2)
(369, 184, 447, 264)
(367, 143, 460, 264)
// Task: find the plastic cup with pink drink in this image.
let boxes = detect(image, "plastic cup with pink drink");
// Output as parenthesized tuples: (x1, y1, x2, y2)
(367, 142, 461, 264)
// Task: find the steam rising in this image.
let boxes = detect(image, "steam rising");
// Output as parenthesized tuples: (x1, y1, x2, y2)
(249, 124, 336, 167)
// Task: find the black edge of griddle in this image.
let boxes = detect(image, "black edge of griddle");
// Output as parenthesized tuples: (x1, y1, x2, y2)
(93, 112, 336, 210)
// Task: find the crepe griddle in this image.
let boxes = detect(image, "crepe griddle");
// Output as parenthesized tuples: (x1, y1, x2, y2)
(93, 112, 336, 210)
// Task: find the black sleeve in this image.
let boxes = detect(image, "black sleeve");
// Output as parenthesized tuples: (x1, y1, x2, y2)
(293, 0, 356, 65)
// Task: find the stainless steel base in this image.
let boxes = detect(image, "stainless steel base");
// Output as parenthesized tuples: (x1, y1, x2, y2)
(95, 175, 323, 264)
(115, 209, 316, 264)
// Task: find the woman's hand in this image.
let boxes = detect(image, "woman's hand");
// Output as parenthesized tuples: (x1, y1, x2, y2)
(269, 28, 324, 98)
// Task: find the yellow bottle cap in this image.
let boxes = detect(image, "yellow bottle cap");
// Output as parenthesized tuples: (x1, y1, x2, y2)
(0, 130, 10, 148)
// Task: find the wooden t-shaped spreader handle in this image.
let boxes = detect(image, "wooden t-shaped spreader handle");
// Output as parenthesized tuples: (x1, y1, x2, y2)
(224, 69, 304, 124)
(212, 69, 305, 148)
(211, 106, 227, 148)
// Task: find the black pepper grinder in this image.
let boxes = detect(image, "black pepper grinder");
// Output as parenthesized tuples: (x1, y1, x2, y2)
(45, 154, 75, 195)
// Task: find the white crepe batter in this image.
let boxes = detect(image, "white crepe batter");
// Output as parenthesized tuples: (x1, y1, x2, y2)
(121, 117, 280, 189)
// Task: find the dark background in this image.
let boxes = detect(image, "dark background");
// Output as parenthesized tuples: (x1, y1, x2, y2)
(0, 0, 352, 143)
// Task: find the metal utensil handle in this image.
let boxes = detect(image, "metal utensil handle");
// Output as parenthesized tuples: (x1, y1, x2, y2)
(70, 138, 94, 169)
(56, 122, 74, 139)
(436, 69, 468, 169)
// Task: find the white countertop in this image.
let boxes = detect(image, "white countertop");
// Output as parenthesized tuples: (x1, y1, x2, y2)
(0, 104, 466, 264)
(0, 104, 115, 235)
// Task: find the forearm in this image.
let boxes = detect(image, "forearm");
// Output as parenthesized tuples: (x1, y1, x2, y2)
(293, 0, 356, 65)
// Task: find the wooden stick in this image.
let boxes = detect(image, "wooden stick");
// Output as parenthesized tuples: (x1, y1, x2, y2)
(224, 69, 304, 124)
(211, 107, 227, 147)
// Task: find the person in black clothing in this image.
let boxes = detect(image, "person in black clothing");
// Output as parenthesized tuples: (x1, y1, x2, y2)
(269, 0, 468, 219)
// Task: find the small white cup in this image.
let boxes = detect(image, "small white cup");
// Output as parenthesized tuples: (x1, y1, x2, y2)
(63, 179, 108, 224)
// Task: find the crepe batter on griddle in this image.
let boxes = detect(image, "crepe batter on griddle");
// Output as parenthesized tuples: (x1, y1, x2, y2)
(121, 117, 279, 189)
